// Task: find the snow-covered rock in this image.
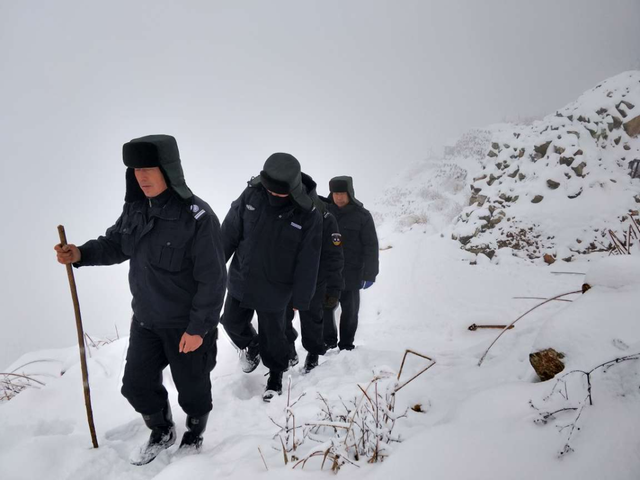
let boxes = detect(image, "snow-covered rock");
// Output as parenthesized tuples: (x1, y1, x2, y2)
(450, 71, 640, 262)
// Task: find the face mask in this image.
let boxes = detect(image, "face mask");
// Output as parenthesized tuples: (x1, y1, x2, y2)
(267, 194, 291, 207)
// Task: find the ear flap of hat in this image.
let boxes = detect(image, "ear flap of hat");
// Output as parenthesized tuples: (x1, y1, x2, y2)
(124, 168, 145, 202)
(289, 180, 314, 212)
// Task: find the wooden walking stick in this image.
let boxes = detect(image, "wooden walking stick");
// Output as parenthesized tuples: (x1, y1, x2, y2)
(57, 225, 99, 448)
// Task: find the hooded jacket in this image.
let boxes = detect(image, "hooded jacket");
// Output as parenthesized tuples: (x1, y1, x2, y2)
(75, 135, 226, 336)
(327, 176, 379, 290)
(221, 178, 323, 312)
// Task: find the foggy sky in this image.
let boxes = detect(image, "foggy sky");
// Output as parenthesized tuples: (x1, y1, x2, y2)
(1, 0, 638, 368)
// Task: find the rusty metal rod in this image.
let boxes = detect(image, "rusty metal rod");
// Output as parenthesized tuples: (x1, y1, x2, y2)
(468, 323, 515, 331)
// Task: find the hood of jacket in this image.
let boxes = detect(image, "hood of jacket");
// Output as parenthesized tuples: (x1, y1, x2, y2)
(301, 172, 327, 215)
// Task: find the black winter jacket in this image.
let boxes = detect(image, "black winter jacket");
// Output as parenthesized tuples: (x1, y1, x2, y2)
(222, 184, 323, 311)
(76, 190, 227, 337)
(317, 210, 344, 296)
(326, 202, 379, 291)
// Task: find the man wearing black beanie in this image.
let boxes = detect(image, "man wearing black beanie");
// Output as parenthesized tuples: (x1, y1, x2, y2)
(55, 134, 226, 464)
(220, 152, 323, 401)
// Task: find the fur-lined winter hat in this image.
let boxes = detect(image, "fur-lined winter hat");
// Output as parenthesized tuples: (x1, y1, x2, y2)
(122, 134, 193, 202)
(329, 175, 363, 207)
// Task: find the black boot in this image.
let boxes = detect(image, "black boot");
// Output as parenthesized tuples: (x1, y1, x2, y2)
(288, 350, 299, 369)
(130, 403, 176, 466)
(179, 413, 209, 452)
(303, 353, 319, 373)
(262, 370, 283, 402)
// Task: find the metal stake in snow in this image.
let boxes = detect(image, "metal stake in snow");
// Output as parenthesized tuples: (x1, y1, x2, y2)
(57, 225, 99, 448)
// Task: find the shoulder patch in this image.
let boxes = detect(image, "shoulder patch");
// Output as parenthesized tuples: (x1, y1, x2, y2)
(191, 203, 208, 220)
(331, 233, 342, 246)
(246, 204, 256, 211)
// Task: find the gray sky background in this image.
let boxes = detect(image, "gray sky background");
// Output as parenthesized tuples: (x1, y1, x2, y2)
(1, 0, 639, 368)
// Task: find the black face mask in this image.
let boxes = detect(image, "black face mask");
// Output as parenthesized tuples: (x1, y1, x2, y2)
(267, 193, 291, 207)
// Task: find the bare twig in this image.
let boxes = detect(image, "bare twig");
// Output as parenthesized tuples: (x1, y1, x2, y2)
(0, 372, 46, 386)
(608, 230, 627, 255)
(396, 350, 436, 392)
(512, 296, 572, 302)
(10, 359, 60, 373)
(478, 290, 582, 366)
(279, 437, 289, 465)
(257, 447, 268, 471)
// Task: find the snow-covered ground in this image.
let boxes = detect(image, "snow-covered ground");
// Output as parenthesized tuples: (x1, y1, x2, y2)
(2, 222, 639, 479)
(3, 71, 640, 479)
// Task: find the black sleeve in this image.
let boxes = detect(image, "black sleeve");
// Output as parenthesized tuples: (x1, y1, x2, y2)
(75, 205, 130, 267)
(220, 190, 246, 262)
(361, 211, 379, 282)
(322, 213, 344, 296)
(186, 209, 227, 337)
(292, 209, 323, 310)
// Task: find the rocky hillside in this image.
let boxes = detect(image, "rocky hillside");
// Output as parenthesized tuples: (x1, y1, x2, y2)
(448, 71, 640, 262)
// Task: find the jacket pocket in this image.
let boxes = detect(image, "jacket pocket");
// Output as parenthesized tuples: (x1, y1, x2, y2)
(152, 230, 188, 272)
(118, 218, 136, 257)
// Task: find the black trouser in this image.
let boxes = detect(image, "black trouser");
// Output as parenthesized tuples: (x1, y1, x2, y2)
(285, 283, 328, 357)
(121, 318, 217, 417)
(323, 289, 360, 350)
(220, 295, 289, 372)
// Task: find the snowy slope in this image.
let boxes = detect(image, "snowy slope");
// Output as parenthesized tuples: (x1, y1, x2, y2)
(3, 71, 640, 479)
(2, 228, 639, 479)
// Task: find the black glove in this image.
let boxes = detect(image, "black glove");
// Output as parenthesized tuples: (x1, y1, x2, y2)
(323, 292, 340, 309)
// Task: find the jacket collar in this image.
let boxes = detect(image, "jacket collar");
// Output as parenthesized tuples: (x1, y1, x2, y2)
(132, 190, 183, 221)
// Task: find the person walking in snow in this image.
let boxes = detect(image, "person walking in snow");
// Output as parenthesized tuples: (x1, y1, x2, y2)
(54, 134, 226, 465)
(323, 176, 379, 351)
(220, 153, 322, 401)
(284, 172, 344, 373)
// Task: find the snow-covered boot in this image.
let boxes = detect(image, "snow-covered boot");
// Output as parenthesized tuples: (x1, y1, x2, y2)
(130, 404, 176, 466)
(240, 343, 261, 373)
(262, 370, 283, 402)
(288, 350, 299, 369)
(179, 413, 209, 453)
(303, 353, 319, 373)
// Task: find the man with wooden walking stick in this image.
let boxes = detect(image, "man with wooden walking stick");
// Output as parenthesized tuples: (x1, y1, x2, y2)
(55, 134, 226, 465)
